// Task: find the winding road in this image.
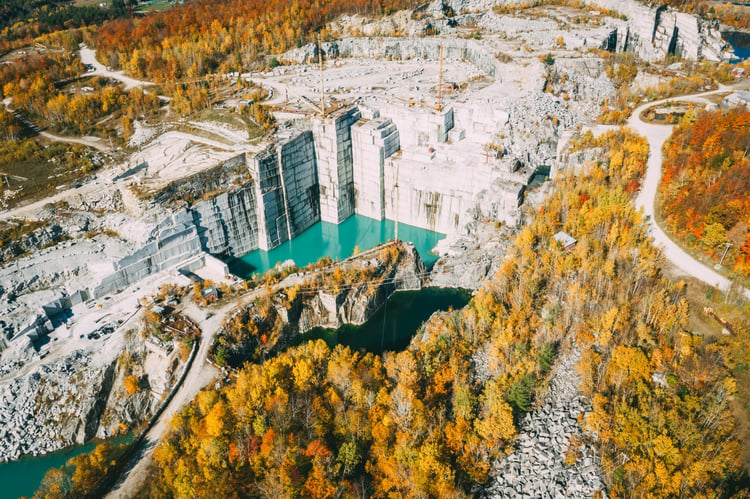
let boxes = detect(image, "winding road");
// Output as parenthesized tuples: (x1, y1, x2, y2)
(627, 87, 750, 300)
(105, 301, 225, 498)
(105, 289, 272, 498)
(3, 98, 112, 152)
(79, 46, 154, 91)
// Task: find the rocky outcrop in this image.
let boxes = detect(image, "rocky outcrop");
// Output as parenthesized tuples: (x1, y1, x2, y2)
(284, 37, 506, 80)
(430, 220, 512, 289)
(588, 0, 732, 61)
(295, 242, 425, 332)
(0, 223, 66, 266)
(0, 351, 117, 462)
(215, 242, 427, 367)
(0, 235, 135, 340)
(482, 351, 606, 498)
(153, 153, 249, 207)
(66, 187, 123, 213)
(0, 330, 176, 462)
(427, 0, 734, 62)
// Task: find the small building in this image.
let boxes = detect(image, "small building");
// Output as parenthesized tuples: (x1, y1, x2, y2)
(552, 231, 577, 250)
(731, 67, 746, 78)
(722, 90, 750, 110)
(202, 286, 218, 302)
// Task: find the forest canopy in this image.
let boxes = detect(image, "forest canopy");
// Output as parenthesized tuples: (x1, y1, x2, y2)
(659, 108, 750, 281)
(134, 129, 743, 497)
(92, 0, 422, 82)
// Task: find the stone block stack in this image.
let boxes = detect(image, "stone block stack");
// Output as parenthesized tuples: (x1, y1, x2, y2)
(313, 107, 361, 224)
(352, 116, 400, 220)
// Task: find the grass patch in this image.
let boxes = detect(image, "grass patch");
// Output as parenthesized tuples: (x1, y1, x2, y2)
(194, 108, 267, 141)
(172, 123, 235, 147)
(0, 218, 47, 247)
(0, 139, 101, 209)
(135, 0, 175, 13)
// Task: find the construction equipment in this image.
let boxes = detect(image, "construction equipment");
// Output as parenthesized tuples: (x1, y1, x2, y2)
(318, 35, 326, 116)
(437, 44, 443, 112)
(390, 44, 446, 113)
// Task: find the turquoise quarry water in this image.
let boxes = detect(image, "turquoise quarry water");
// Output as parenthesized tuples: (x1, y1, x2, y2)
(295, 287, 470, 354)
(0, 434, 132, 499)
(4, 220, 445, 498)
(228, 215, 445, 278)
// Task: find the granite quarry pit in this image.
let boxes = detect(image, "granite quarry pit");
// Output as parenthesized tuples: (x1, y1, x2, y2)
(0, 0, 744, 494)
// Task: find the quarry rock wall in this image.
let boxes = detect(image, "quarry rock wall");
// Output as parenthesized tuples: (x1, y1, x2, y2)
(313, 107, 361, 224)
(191, 187, 260, 258)
(279, 130, 320, 238)
(585, 0, 731, 61)
(250, 146, 290, 250)
(303, 1, 732, 63)
(92, 211, 203, 297)
(154, 152, 249, 207)
(352, 116, 400, 220)
(91, 93, 527, 294)
(293, 242, 426, 333)
(286, 37, 505, 79)
(0, 331, 179, 463)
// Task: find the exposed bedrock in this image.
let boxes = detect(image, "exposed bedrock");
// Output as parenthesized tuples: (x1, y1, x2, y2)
(285, 37, 506, 79)
(0, 331, 179, 462)
(587, 0, 732, 61)
(294, 242, 426, 333)
(0, 351, 118, 462)
(429, 0, 734, 61)
(418, 0, 733, 61)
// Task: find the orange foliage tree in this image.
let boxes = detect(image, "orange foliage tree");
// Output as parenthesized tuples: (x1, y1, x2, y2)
(659, 108, 750, 279)
(92, 0, 423, 83)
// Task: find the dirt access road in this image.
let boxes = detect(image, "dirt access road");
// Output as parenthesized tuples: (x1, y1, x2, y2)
(628, 86, 750, 300)
(105, 290, 268, 498)
(79, 46, 154, 92)
(104, 300, 225, 498)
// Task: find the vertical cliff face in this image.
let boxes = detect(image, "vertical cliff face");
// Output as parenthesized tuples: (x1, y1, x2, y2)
(292, 242, 426, 332)
(314, 108, 362, 224)
(279, 130, 320, 238)
(250, 146, 290, 250)
(352, 116, 400, 221)
(578, 0, 732, 61)
(191, 187, 260, 258)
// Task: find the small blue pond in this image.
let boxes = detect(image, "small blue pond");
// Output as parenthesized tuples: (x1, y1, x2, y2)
(724, 30, 750, 61)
